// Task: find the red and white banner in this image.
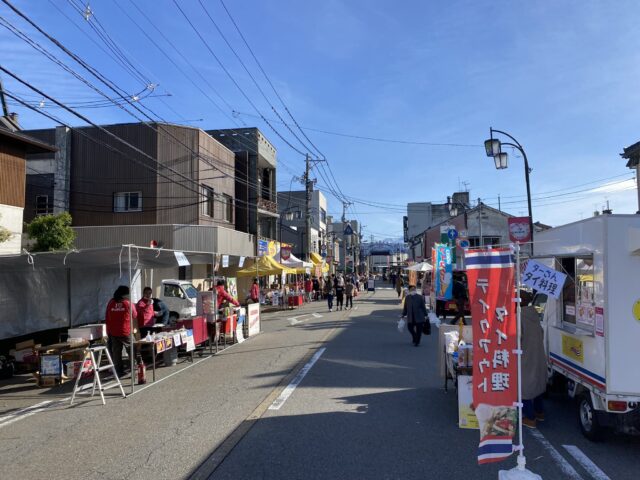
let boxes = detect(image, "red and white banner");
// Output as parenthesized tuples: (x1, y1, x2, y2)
(466, 247, 518, 464)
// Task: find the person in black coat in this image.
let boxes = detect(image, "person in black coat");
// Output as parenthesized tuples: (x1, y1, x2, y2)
(402, 285, 428, 346)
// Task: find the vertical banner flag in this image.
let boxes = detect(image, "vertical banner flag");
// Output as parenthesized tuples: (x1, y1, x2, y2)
(434, 244, 454, 300)
(465, 247, 518, 465)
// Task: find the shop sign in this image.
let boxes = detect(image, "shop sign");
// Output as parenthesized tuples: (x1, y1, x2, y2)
(466, 247, 517, 465)
(258, 240, 268, 256)
(595, 307, 605, 336)
(458, 375, 479, 429)
(248, 303, 260, 336)
(239, 256, 245, 268)
(281, 246, 292, 261)
(508, 217, 531, 243)
(222, 255, 229, 268)
(434, 244, 453, 301)
(174, 251, 190, 267)
(562, 335, 584, 364)
(522, 260, 567, 298)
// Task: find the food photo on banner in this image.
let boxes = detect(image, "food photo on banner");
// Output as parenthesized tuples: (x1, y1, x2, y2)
(465, 247, 518, 465)
(434, 244, 454, 301)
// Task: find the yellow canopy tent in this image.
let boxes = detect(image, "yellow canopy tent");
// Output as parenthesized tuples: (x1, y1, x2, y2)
(236, 255, 296, 277)
(310, 252, 329, 273)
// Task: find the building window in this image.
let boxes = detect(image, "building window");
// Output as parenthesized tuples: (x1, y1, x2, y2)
(222, 194, 233, 223)
(294, 210, 302, 220)
(320, 208, 327, 224)
(468, 236, 501, 247)
(201, 185, 214, 217)
(35, 195, 53, 216)
(113, 191, 142, 212)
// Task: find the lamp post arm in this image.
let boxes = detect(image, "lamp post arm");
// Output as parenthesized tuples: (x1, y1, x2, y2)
(491, 128, 524, 151)
(498, 141, 534, 255)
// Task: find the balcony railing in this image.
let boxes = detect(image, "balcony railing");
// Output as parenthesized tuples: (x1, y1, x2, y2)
(257, 197, 277, 214)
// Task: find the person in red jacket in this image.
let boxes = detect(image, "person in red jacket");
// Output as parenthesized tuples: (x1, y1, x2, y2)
(249, 278, 260, 304)
(304, 276, 313, 303)
(106, 285, 138, 376)
(216, 280, 240, 310)
(136, 287, 155, 337)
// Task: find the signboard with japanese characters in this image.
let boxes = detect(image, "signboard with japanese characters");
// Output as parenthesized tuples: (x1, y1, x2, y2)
(522, 259, 567, 298)
(507, 217, 531, 243)
(466, 247, 518, 465)
(434, 244, 453, 301)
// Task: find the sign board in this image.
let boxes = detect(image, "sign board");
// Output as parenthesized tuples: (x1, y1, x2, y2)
(466, 247, 517, 465)
(344, 223, 354, 236)
(236, 307, 246, 343)
(196, 291, 216, 323)
(458, 375, 479, 429)
(522, 260, 567, 298)
(258, 239, 268, 256)
(239, 256, 245, 268)
(448, 229, 458, 240)
(434, 244, 453, 301)
(508, 217, 532, 243)
(222, 255, 229, 268)
(184, 330, 196, 352)
(247, 303, 260, 336)
(281, 246, 292, 261)
(174, 251, 190, 267)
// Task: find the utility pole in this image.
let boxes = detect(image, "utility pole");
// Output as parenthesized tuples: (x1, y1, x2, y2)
(341, 201, 352, 273)
(478, 197, 483, 247)
(304, 154, 312, 262)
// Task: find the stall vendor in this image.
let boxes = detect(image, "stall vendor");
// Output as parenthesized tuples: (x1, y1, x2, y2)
(248, 278, 260, 304)
(137, 287, 156, 337)
(152, 296, 170, 325)
(216, 280, 240, 310)
(105, 285, 138, 377)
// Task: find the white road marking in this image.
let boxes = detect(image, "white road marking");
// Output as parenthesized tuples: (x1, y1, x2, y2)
(268, 347, 326, 411)
(528, 428, 584, 480)
(0, 400, 53, 424)
(288, 312, 322, 325)
(563, 445, 611, 480)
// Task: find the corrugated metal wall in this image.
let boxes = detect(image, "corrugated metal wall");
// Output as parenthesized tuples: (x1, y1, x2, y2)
(197, 129, 235, 228)
(0, 143, 26, 208)
(71, 123, 158, 225)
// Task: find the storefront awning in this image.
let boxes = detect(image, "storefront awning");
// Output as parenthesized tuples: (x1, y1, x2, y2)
(310, 252, 329, 273)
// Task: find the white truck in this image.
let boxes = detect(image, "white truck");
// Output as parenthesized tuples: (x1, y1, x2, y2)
(160, 279, 199, 321)
(534, 214, 640, 440)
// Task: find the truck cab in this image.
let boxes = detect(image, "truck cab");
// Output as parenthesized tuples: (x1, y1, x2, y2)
(160, 280, 198, 321)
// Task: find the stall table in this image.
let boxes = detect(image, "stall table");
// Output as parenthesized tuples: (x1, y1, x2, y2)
(287, 294, 304, 307)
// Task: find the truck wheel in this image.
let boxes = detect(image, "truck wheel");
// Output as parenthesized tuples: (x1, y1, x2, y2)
(578, 393, 604, 441)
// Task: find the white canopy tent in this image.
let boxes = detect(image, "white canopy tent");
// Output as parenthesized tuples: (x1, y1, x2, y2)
(404, 261, 433, 272)
(273, 247, 313, 272)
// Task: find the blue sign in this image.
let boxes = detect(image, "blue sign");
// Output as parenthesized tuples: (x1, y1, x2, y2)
(447, 229, 458, 240)
(458, 239, 470, 248)
(258, 239, 268, 256)
(344, 224, 354, 235)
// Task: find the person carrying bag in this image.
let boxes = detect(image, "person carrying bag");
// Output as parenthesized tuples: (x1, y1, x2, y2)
(401, 284, 428, 346)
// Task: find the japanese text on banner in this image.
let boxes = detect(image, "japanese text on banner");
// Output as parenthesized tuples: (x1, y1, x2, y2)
(465, 247, 518, 465)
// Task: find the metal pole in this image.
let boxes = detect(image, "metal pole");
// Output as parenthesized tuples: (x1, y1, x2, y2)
(515, 242, 526, 470)
(522, 151, 534, 256)
(128, 245, 134, 394)
(478, 198, 483, 247)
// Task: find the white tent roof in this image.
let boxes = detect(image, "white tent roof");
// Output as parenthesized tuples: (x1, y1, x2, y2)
(274, 248, 313, 269)
(404, 261, 433, 272)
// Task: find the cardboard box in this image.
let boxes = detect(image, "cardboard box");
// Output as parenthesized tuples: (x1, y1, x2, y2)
(11, 348, 37, 363)
(40, 355, 62, 376)
(68, 324, 107, 341)
(65, 359, 93, 379)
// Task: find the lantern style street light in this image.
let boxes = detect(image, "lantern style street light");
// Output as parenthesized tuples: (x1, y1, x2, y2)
(484, 127, 534, 254)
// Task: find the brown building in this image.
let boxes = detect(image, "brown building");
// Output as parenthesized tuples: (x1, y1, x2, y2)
(0, 127, 56, 254)
(24, 123, 236, 228)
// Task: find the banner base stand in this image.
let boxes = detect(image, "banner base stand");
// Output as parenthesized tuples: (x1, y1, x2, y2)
(499, 456, 542, 480)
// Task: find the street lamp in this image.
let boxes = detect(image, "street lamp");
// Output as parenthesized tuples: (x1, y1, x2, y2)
(485, 127, 534, 254)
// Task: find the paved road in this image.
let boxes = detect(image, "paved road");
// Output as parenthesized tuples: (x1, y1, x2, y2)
(0, 288, 637, 479)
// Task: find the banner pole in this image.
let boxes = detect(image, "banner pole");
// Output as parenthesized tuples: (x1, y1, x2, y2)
(129, 245, 135, 395)
(515, 242, 525, 468)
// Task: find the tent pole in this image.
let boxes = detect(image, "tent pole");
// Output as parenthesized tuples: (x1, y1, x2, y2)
(129, 245, 135, 394)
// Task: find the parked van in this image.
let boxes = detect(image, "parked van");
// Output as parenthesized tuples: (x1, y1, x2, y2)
(160, 280, 199, 321)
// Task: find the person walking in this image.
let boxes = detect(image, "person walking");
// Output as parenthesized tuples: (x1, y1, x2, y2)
(345, 278, 354, 309)
(335, 274, 345, 310)
(402, 285, 428, 346)
(521, 291, 547, 428)
(324, 275, 334, 312)
(304, 276, 313, 303)
(395, 274, 404, 298)
(312, 276, 320, 300)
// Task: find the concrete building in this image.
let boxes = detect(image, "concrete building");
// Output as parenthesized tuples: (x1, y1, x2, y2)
(207, 127, 279, 245)
(404, 192, 470, 260)
(0, 128, 56, 254)
(277, 189, 327, 258)
(329, 219, 361, 273)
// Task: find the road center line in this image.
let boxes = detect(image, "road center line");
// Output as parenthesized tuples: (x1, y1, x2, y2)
(528, 428, 584, 480)
(562, 445, 611, 480)
(268, 347, 326, 410)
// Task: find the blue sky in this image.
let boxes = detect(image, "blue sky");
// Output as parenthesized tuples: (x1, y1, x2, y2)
(2, 0, 639, 240)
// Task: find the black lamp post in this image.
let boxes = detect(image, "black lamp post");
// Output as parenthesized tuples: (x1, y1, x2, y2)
(484, 128, 534, 254)
(279, 209, 294, 246)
